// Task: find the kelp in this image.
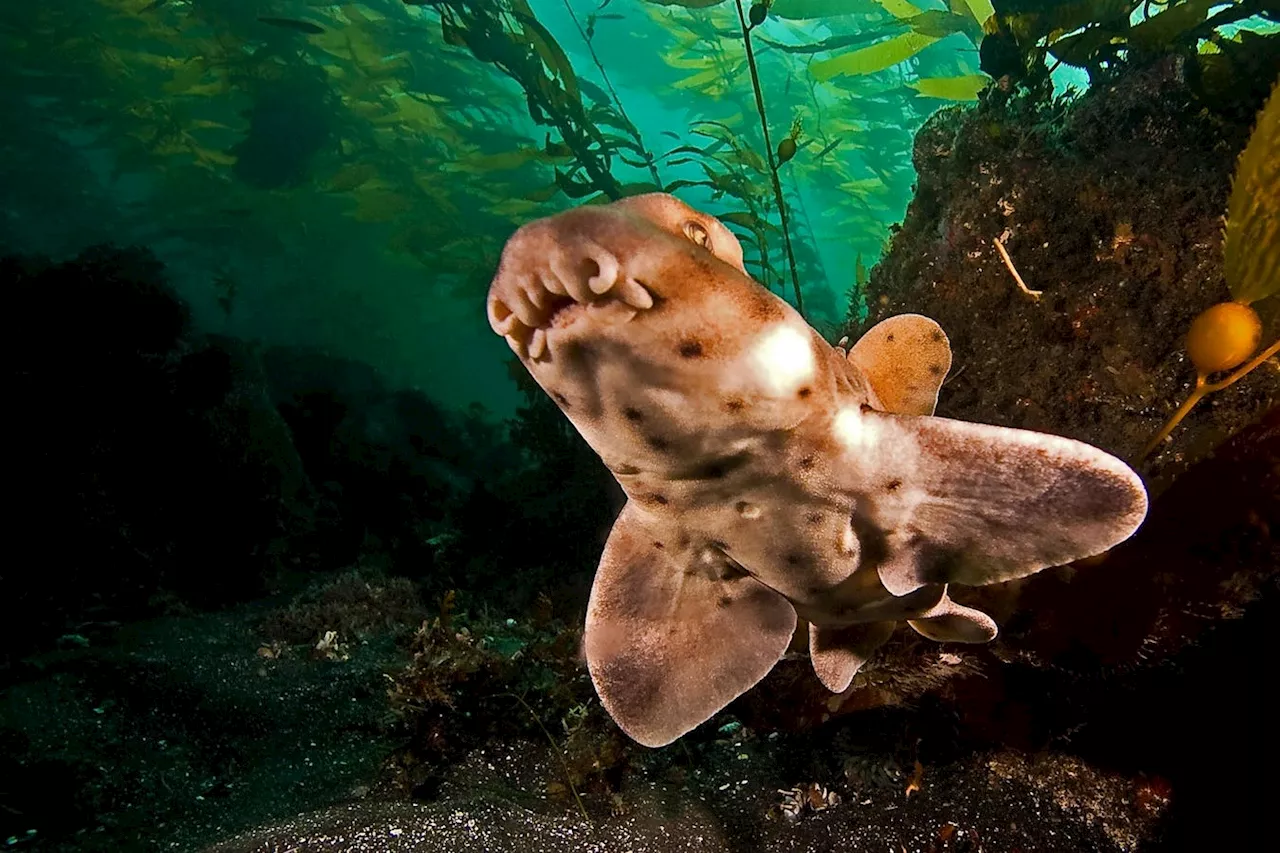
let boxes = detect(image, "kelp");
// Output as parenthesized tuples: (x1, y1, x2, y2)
(8, 0, 1268, 354)
(812, 31, 942, 79)
(988, 0, 1277, 89)
(561, 0, 665, 189)
(910, 73, 992, 100)
(411, 0, 627, 201)
(698, 0, 992, 297)
(1224, 74, 1280, 305)
(737, 0, 805, 312)
(808, 0, 993, 82)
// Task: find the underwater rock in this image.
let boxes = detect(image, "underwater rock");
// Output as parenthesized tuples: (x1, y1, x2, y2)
(8, 246, 199, 654)
(262, 345, 493, 492)
(3, 247, 322, 661)
(189, 335, 319, 565)
(261, 345, 487, 572)
(871, 55, 1277, 487)
(260, 341, 615, 609)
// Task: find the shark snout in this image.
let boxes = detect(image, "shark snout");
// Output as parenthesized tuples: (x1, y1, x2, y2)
(487, 218, 655, 361)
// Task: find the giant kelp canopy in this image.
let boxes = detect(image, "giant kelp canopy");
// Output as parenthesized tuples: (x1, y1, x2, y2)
(0, 0, 1273, 360)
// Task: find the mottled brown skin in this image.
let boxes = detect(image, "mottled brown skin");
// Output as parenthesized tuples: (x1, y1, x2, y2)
(487, 193, 1149, 748)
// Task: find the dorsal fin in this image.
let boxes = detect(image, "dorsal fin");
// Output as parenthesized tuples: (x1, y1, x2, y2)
(848, 314, 952, 416)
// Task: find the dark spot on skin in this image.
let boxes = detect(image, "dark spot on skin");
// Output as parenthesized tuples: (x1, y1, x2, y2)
(725, 398, 745, 413)
(563, 340, 596, 365)
(679, 535, 691, 548)
(931, 330, 944, 342)
(647, 493, 669, 505)
(645, 434, 670, 451)
(678, 340, 704, 358)
(678, 451, 750, 481)
(886, 479, 902, 491)
(805, 512, 823, 524)
(554, 392, 570, 407)
(653, 541, 665, 549)
(928, 364, 944, 376)
(622, 407, 644, 422)
(798, 455, 815, 470)
(886, 333, 895, 342)
(718, 596, 733, 608)
(735, 501, 750, 514)
(797, 387, 812, 399)
(785, 554, 804, 566)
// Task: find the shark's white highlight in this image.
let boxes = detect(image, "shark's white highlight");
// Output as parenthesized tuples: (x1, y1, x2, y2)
(750, 325, 815, 397)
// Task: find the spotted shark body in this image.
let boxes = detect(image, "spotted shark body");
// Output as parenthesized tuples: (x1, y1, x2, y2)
(486, 193, 1148, 748)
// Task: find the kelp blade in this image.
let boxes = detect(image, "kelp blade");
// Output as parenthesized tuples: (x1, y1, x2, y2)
(811, 31, 941, 80)
(1224, 76, 1280, 305)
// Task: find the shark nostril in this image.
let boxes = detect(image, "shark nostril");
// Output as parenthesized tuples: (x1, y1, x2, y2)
(488, 298, 520, 335)
(490, 298, 511, 323)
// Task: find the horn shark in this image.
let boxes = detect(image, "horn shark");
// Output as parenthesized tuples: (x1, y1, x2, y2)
(486, 193, 1148, 748)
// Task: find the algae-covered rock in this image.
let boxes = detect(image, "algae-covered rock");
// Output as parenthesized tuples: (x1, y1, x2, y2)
(862, 57, 1277, 480)
(843, 53, 1278, 697)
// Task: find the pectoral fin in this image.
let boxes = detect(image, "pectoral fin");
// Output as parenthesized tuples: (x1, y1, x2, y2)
(848, 314, 952, 416)
(584, 503, 796, 747)
(869, 412, 1148, 597)
(809, 621, 896, 693)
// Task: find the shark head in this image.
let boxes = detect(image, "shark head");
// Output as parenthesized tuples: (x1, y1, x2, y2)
(488, 194, 1149, 748)
(487, 193, 855, 479)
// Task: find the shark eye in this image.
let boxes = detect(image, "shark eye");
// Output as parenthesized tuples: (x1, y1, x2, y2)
(683, 221, 711, 248)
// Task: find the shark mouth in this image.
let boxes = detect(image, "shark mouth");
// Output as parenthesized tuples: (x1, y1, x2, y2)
(488, 242, 654, 361)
